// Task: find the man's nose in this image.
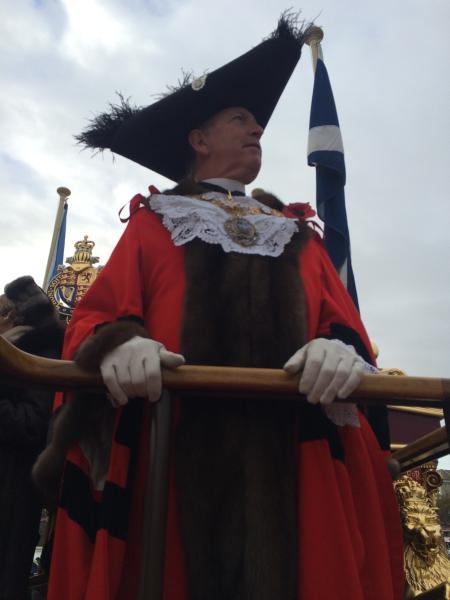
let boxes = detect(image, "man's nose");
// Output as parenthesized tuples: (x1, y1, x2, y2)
(250, 122, 264, 139)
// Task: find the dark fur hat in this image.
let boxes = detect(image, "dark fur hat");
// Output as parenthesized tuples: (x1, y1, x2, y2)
(4, 275, 57, 327)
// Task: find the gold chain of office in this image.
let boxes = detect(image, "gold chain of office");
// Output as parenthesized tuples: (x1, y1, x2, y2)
(192, 192, 284, 218)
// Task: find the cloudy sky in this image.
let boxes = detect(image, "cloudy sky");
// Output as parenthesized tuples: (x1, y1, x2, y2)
(1, 1, 449, 459)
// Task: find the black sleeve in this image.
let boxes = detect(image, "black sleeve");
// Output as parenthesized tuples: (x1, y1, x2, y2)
(0, 321, 64, 449)
(0, 386, 54, 448)
(325, 322, 391, 451)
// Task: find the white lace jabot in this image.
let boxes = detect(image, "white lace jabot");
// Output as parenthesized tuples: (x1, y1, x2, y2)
(148, 191, 298, 257)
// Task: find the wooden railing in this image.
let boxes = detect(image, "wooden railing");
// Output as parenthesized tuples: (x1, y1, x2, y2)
(392, 426, 449, 471)
(2, 335, 448, 599)
(1, 336, 449, 472)
(1, 333, 449, 476)
(0, 336, 448, 404)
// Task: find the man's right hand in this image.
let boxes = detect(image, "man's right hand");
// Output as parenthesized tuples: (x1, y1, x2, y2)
(100, 336, 185, 407)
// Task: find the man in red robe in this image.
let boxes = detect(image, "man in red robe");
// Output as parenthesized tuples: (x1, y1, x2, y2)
(35, 14, 404, 600)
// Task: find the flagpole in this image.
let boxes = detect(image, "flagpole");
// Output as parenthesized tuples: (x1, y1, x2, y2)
(304, 25, 324, 73)
(43, 186, 70, 290)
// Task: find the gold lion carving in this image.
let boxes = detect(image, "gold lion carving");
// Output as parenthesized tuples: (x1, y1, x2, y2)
(394, 475, 450, 596)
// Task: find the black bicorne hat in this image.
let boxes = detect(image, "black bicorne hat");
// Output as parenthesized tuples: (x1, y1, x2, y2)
(76, 13, 312, 182)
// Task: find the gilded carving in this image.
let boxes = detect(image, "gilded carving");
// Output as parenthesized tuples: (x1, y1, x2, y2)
(47, 236, 101, 322)
(394, 471, 450, 596)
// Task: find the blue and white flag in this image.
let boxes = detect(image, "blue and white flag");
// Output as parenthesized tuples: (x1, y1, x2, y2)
(308, 48, 359, 310)
(44, 201, 68, 289)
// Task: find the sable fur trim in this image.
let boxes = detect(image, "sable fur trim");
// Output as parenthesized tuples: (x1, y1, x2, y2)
(74, 318, 149, 371)
(176, 397, 299, 599)
(32, 391, 113, 509)
(176, 228, 310, 598)
(251, 189, 285, 212)
(180, 224, 310, 368)
(33, 317, 146, 507)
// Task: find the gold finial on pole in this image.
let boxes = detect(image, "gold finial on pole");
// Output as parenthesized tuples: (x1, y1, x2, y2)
(304, 25, 324, 73)
(57, 187, 71, 200)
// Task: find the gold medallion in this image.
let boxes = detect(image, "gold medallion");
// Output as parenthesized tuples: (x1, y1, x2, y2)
(224, 217, 259, 247)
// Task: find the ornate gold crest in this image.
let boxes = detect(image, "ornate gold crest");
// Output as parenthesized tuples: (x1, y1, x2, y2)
(47, 236, 102, 322)
(394, 464, 450, 597)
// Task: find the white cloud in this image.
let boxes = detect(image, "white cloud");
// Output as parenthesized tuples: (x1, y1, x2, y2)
(60, 0, 133, 67)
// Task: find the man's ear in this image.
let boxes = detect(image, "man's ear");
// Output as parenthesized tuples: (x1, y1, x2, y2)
(188, 129, 210, 157)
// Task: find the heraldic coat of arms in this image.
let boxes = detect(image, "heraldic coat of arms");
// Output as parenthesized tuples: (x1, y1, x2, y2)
(47, 236, 101, 322)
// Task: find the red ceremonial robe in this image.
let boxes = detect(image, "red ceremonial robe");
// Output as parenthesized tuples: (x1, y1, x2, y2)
(48, 194, 404, 600)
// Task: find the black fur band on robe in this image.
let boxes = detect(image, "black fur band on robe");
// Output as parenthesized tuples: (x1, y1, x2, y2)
(176, 227, 310, 600)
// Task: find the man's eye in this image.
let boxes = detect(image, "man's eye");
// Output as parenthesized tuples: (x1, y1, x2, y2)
(232, 114, 244, 121)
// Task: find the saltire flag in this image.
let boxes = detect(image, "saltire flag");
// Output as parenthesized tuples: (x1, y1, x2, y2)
(44, 201, 68, 290)
(307, 46, 359, 311)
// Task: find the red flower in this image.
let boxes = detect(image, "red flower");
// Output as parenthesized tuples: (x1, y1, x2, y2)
(282, 202, 316, 220)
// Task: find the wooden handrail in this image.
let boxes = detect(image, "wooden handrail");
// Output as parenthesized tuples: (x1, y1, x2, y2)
(6, 334, 446, 599)
(392, 426, 449, 472)
(0, 337, 449, 408)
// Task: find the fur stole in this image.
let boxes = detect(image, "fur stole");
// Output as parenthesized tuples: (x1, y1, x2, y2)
(33, 318, 147, 507)
(176, 225, 311, 600)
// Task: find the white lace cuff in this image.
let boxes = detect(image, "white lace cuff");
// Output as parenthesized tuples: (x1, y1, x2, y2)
(328, 338, 379, 373)
(322, 339, 378, 428)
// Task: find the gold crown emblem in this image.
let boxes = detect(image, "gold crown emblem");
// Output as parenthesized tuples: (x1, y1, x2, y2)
(66, 236, 99, 266)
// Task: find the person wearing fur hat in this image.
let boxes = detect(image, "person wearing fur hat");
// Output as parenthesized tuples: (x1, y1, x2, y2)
(36, 14, 404, 600)
(0, 276, 64, 600)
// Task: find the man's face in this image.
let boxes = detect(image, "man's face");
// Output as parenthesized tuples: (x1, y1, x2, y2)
(189, 107, 264, 184)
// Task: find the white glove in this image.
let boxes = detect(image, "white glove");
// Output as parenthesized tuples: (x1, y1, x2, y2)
(100, 336, 185, 407)
(283, 338, 365, 405)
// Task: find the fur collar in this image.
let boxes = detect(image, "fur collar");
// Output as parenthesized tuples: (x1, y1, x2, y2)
(180, 223, 311, 368)
(176, 225, 311, 598)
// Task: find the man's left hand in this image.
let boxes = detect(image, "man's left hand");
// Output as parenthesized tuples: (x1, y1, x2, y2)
(283, 338, 365, 405)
